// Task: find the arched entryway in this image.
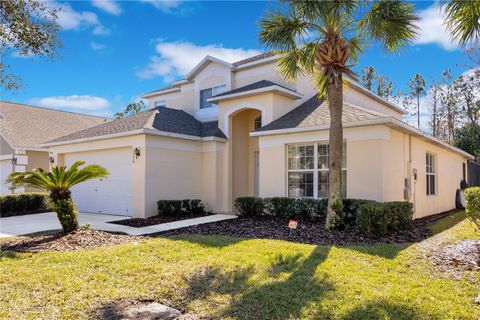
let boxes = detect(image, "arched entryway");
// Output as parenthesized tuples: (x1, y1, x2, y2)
(225, 105, 265, 210)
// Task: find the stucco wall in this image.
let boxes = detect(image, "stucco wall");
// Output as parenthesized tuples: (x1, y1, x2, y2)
(25, 150, 49, 192)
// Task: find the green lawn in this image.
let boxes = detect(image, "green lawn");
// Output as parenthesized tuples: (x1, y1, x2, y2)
(0, 212, 478, 320)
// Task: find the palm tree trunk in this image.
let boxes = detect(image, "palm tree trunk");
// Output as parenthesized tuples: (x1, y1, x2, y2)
(325, 79, 344, 229)
(50, 190, 79, 233)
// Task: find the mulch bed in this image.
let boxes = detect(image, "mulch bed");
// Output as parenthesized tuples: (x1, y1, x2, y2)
(0, 229, 144, 253)
(156, 216, 433, 246)
(109, 213, 209, 228)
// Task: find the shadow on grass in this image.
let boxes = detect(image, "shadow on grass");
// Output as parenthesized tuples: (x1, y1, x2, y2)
(164, 233, 245, 248)
(0, 251, 20, 260)
(339, 300, 439, 320)
(183, 246, 336, 319)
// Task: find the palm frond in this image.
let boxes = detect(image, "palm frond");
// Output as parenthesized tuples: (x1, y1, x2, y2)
(6, 161, 109, 192)
(444, 0, 480, 45)
(360, 0, 418, 52)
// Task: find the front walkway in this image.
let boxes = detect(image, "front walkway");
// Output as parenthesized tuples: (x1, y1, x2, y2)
(0, 212, 237, 237)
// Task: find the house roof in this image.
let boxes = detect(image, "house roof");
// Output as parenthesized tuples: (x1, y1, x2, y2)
(212, 80, 294, 98)
(0, 101, 109, 149)
(255, 95, 387, 132)
(46, 107, 226, 145)
(232, 51, 276, 66)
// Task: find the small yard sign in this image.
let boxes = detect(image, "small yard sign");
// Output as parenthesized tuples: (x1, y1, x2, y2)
(288, 219, 298, 229)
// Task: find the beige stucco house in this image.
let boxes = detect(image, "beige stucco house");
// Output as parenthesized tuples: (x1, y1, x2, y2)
(0, 101, 108, 194)
(13, 52, 473, 219)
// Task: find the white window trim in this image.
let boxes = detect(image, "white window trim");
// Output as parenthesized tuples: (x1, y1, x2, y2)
(286, 141, 347, 199)
(426, 152, 436, 196)
(200, 85, 227, 110)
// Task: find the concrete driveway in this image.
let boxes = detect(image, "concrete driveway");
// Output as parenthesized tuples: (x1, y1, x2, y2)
(0, 212, 128, 238)
(0, 212, 237, 237)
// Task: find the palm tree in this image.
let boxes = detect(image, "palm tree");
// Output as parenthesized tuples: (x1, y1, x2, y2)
(7, 161, 109, 233)
(444, 0, 480, 45)
(259, 1, 418, 229)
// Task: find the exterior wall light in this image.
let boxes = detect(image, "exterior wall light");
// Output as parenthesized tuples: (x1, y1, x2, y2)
(49, 156, 55, 165)
(11, 157, 17, 165)
(134, 148, 141, 159)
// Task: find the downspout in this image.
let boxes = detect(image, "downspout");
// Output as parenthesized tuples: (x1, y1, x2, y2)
(404, 133, 416, 217)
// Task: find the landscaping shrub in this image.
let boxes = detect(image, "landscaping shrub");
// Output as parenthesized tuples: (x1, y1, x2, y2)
(265, 197, 297, 218)
(295, 198, 328, 221)
(383, 201, 414, 231)
(0, 193, 50, 217)
(356, 202, 387, 238)
(343, 199, 376, 228)
(465, 187, 480, 229)
(181, 199, 207, 215)
(157, 200, 182, 216)
(234, 197, 265, 217)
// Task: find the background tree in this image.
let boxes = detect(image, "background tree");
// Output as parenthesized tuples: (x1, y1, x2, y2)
(360, 66, 377, 91)
(259, 0, 418, 229)
(427, 83, 443, 138)
(453, 72, 480, 125)
(0, 0, 62, 92)
(405, 73, 426, 129)
(454, 123, 480, 161)
(114, 101, 147, 119)
(360, 66, 399, 102)
(439, 69, 459, 143)
(7, 161, 109, 233)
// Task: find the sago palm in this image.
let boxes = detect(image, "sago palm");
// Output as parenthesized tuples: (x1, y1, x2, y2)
(259, 0, 418, 229)
(7, 161, 109, 233)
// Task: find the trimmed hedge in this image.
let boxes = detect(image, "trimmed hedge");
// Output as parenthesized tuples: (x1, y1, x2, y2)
(356, 201, 414, 238)
(0, 193, 51, 217)
(157, 199, 207, 216)
(234, 196, 414, 237)
(465, 187, 480, 229)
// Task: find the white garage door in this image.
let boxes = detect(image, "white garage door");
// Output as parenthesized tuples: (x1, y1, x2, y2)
(0, 159, 13, 194)
(65, 148, 132, 216)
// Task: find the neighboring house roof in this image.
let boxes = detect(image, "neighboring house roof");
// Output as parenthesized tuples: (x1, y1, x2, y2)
(0, 101, 109, 149)
(46, 107, 226, 145)
(255, 95, 387, 132)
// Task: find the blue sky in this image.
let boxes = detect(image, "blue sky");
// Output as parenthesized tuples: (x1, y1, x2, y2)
(2, 0, 472, 122)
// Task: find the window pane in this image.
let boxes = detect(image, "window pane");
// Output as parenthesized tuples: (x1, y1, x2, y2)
(288, 145, 314, 170)
(318, 171, 329, 198)
(430, 175, 435, 195)
(212, 85, 226, 96)
(318, 144, 329, 169)
(200, 89, 213, 109)
(288, 172, 314, 197)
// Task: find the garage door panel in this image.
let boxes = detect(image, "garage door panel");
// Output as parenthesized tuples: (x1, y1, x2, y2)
(65, 148, 132, 216)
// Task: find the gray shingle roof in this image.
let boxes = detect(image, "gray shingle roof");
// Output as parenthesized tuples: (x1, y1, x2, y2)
(0, 101, 109, 149)
(255, 95, 388, 132)
(233, 51, 275, 66)
(48, 107, 226, 144)
(211, 80, 295, 98)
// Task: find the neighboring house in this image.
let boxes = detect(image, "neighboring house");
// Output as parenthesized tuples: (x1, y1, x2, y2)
(0, 101, 109, 194)
(39, 52, 472, 219)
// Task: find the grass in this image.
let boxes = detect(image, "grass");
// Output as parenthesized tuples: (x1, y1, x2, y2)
(0, 212, 479, 319)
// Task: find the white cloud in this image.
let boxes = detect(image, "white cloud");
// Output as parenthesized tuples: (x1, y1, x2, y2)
(140, 0, 185, 13)
(136, 40, 261, 80)
(415, 4, 458, 51)
(90, 41, 106, 50)
(29, 95, 112, 117)
(91, 0, 122, 15)
(47, 1, 110, 35)
(11, 51, 35, 59)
